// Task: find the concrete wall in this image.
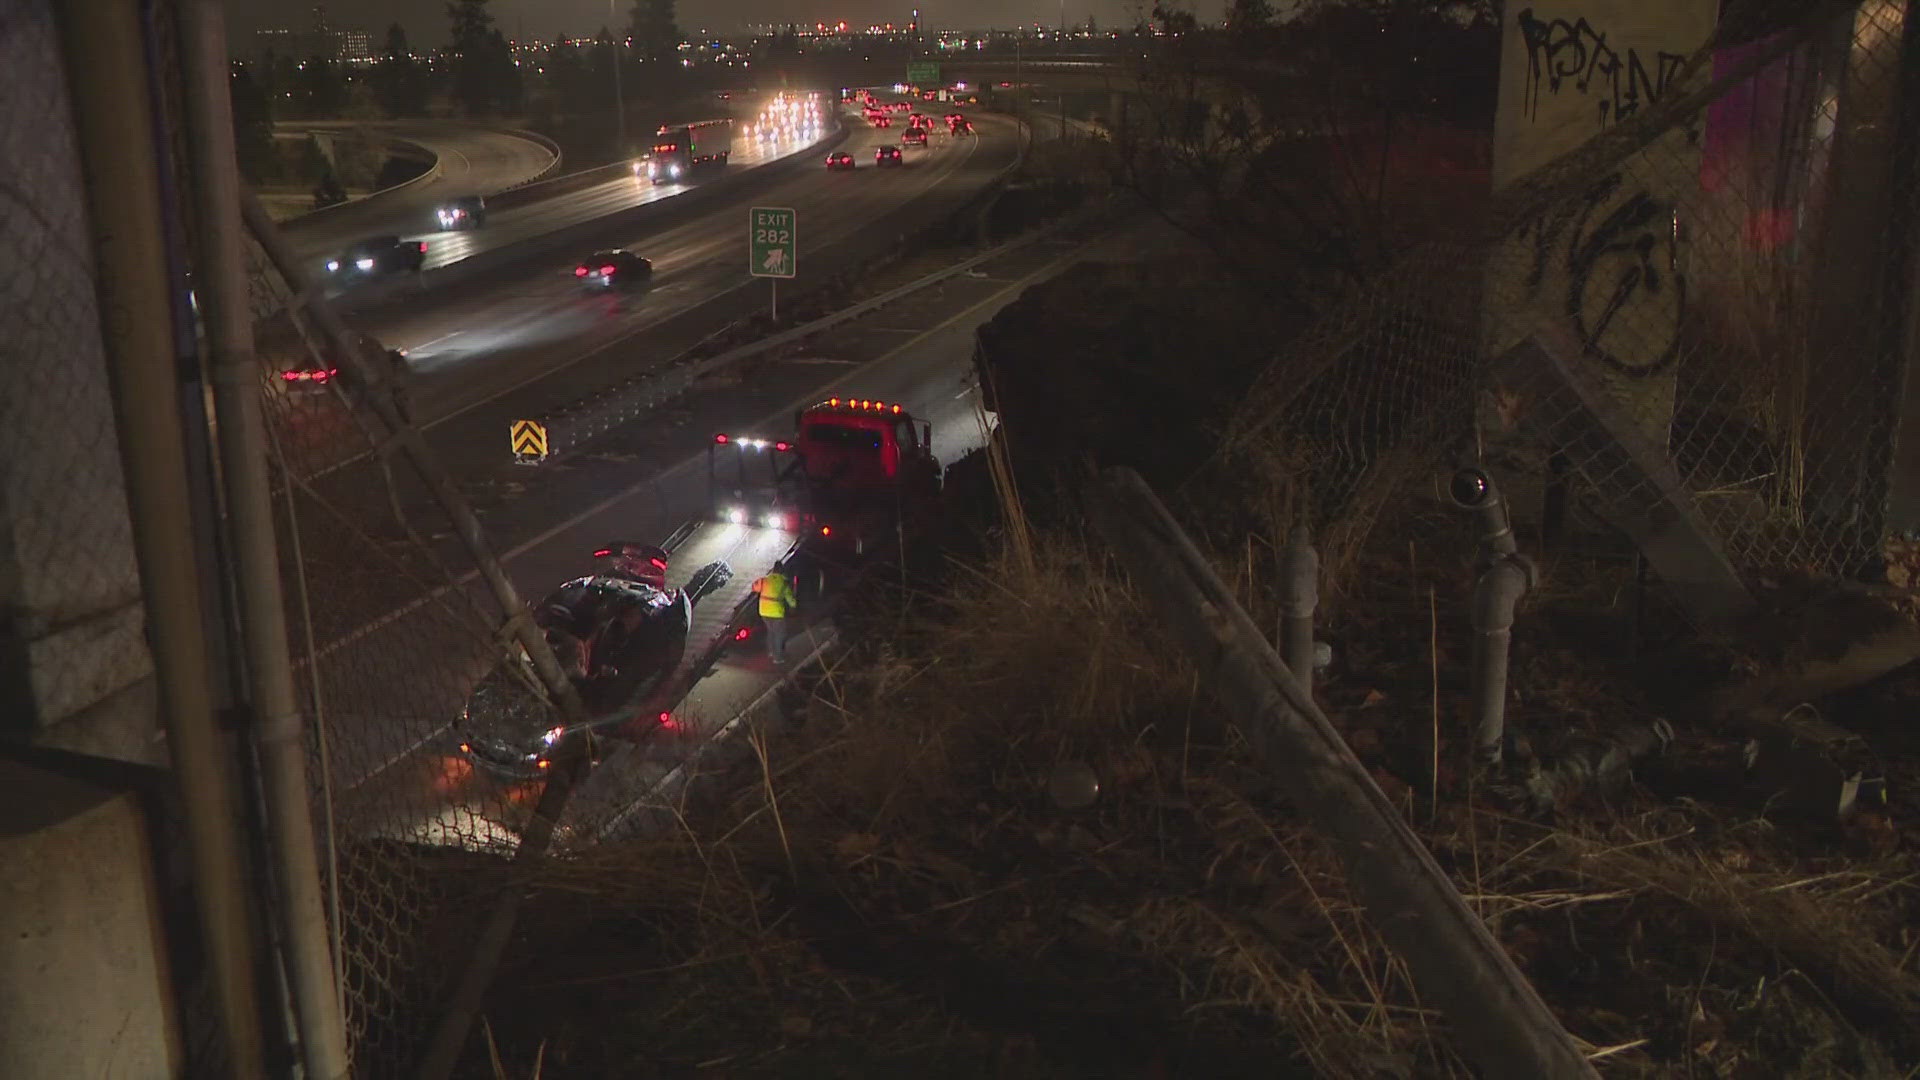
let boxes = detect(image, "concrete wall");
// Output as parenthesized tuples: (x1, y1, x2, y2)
(0, 0, 164, 765)
(0, 753, 184, 1078)
(1484, 0, 1721, 433)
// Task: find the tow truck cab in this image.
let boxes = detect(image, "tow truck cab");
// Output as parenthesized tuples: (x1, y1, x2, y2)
(793, 397, 936, 497)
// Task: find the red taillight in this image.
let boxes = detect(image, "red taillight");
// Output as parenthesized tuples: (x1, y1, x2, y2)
(417, 242, 427, 252)
(733, 627, 752, 641)
(657, 711, 679, 730)
(592, 548, 612, 557)
(313, 369, 331, 383)
(714, 433, 729, 444)
(774, 441, 790, 452)
(600, 264, 616, 276)
(575, 266, 588, 277)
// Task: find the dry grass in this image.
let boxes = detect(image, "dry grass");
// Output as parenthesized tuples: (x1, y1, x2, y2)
(463, 460, 1920, 1077)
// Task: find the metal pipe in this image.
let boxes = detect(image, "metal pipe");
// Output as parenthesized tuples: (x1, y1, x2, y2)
(180, 3, 351, 1076)
(1451, 468, 1534, 766)
(1278, 525, 1318, 698)
(52, 3, 267, 1075)
(1469, 557, 1530, 766)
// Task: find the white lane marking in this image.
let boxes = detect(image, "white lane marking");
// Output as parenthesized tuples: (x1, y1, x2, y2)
(411, 330, 466, 351)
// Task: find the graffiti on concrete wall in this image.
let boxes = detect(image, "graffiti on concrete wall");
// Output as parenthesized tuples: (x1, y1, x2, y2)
(1516, 170, 1685, 377)
(1515, 8, 1692, 127)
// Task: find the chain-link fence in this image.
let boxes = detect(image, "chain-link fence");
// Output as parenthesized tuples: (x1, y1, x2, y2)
(1231, 0, 1912, 605)
(241, 229, 557, 1071)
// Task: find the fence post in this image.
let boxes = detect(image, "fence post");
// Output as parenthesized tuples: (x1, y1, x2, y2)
(180, 2, 350, 1075)
(1084, 467, 1597, 1080)
(55, 2, 268, 1074)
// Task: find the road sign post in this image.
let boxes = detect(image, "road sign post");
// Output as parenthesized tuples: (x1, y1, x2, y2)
(749, 205, 796, 322)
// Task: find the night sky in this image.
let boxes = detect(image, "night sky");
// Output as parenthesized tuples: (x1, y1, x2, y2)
(227, 0, 1229, 47)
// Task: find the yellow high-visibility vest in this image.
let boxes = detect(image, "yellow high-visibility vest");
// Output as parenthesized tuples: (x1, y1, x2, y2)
(754, 572, 796, 618)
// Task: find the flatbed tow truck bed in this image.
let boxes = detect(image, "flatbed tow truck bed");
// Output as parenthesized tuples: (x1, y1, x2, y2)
(552, 518, 801, 842)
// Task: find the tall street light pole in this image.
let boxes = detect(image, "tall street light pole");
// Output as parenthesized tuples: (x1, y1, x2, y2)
(611, 0, 627, 156)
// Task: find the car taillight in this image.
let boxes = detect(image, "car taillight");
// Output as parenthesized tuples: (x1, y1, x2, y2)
(575, 266, 588, 276)
(600, 265, 616, 276)
(417, 242, 427, 252)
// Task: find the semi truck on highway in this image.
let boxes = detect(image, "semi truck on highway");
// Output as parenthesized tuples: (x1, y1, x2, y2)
(458, 393, 936, 780)
(646, 119, 733, 182)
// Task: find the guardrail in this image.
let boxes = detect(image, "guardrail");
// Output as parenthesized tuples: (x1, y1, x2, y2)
(486, 157, 632, 208)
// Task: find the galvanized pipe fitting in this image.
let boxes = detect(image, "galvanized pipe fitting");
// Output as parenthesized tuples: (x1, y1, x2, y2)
(1470, 555, 1533, 766)
(1452, 468, 1534, 767)
(1450, 467, 1519, 558)
(1278, 525, 1319, 698)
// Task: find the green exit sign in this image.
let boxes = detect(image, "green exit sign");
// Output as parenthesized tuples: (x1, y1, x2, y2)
(907, 61, 940, 86)
(749, 206, 796, 279)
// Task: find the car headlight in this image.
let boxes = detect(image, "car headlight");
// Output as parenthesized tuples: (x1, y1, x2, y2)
(725, 507, 747, 525)
(541, 726, 565, 746)
(670, 164, 682, 177)
(326, 260, 340, 272)
(355, 257, 375, 271)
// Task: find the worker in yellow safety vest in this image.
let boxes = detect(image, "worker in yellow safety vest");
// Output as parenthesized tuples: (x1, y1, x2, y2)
(751, 561, 799, 665)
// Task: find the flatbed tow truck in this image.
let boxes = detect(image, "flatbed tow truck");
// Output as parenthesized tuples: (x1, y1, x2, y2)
(456, 394, 938, 843)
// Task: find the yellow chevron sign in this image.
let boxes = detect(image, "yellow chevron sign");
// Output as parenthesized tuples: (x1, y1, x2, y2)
(511, 419, 549, 461)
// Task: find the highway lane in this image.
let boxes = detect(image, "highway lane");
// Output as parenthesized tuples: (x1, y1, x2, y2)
(319, 220, 1148, 853)
(289, 100, 1031, 834)
(371, 111, 1002, 424)
(278, 121, 557, 258)
(285, 96, 838, 275)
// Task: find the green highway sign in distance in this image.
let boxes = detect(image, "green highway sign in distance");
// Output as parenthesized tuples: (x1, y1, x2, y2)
(907, 61, 939, 85)
(749, 206, 797, 279)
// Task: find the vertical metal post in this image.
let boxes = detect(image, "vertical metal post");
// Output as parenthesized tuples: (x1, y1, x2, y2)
(181, 3, 350, 1076)
(1278, 526, 1318, 698)
(54, 3, 267, 1075)
(771, 278, 779, 322)
(1450, 469, 1534, 767)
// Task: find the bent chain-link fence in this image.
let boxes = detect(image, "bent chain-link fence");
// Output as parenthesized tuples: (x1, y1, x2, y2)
(1232, 0, 1908, 598)
(243, 216, 551, 1074)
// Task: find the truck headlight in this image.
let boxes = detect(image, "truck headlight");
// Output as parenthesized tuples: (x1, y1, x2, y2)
(670, 164, 682, 177)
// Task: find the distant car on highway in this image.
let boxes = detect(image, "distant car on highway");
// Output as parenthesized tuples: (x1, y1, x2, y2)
(871, 115, 891, 128)
(901, 128, 928, 147)
(825, 151, 856, 171)
(325, 235, 426, 278)
(575, 250, 653, 289)
(435, 195, 487, 230)
(875, 145, 904, 167)
(909, 113, 928, 128)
